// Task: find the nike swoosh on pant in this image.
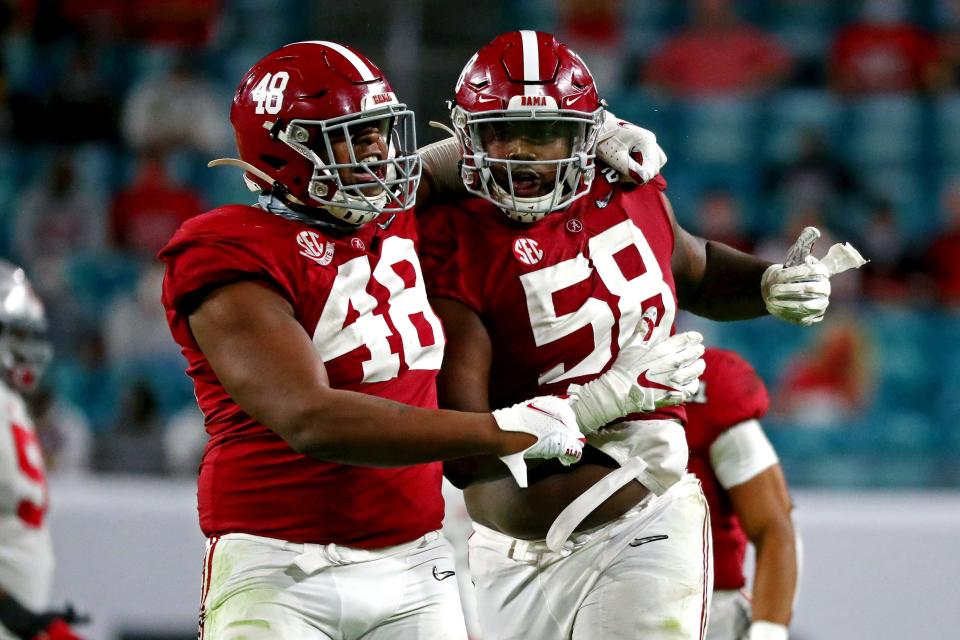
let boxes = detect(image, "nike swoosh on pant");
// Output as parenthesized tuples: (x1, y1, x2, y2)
(628, 534, 669, 547)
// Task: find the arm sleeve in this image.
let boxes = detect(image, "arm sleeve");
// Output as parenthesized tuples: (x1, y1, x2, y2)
(709, 418, 779, 489)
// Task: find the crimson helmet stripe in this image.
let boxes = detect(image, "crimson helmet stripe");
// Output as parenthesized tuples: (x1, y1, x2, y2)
(520, 30, 540, 96)
(295, 40, 376, 81)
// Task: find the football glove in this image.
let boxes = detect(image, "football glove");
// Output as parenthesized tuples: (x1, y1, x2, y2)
(568, 330, 706, 435)
(492, 395, 585, 487)
(595, 110, 667, 184)
(761, 227, 867, 326)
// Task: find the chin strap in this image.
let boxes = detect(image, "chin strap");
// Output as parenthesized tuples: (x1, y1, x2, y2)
(257, 193, 358, 234)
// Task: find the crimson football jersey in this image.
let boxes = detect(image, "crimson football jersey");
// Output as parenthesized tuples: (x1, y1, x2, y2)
(419, 171, 683, 424)
(160, 204, 446, 548)
(685, 348, 771, 590)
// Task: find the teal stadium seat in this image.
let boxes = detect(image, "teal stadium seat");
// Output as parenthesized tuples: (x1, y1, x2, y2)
(843, 96, 923, 167)
(762, 90, 842, 163)
(66, 252, 143, 315)
(676, 97, 761, 167)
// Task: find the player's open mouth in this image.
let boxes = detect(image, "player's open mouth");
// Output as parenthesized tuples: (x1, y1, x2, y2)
(351, 155, 386, 183)
(509, 169, 542, 197)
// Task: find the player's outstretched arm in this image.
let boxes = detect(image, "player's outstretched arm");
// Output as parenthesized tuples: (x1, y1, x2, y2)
(666, 193, 773, 321)
(667, 194, 866, 324)
(728, 464, 798, 639)
(188, 281, 583, 470)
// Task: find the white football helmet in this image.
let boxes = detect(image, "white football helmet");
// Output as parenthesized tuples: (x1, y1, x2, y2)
(0, 260, 52, 392)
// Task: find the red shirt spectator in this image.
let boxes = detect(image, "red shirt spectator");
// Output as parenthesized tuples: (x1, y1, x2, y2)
(830, 0, 944, 94)
(644, 0, 791, 97)
(109, 152, 203, 258)
(776, 320, 872, 427)
(926, 181, 960, 304)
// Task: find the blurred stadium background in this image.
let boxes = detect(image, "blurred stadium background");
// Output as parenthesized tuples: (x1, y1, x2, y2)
(3, 0, 959, 638)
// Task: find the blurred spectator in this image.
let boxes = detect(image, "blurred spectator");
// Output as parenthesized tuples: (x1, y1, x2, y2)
(0, 53, 12, 139)
(26, 382, 92, 476)
(693, 186, 753, 252)
(763, 129, 867, 224)
(108, 149, 204, 258)
(643, 0, 792, 97)
(830, 0, 947, 95)
(163, 403, 206, 476)
(52, 327, 117, 432)
(859, 199, 913, 301)
(925, 178, 960, 304)
(558, 0, 623, 90)
(13, 151, 105, 295)
(104, 262, 180, 362)
(124, 0, 223, 47)
(121, 51, 229, 155)
(47, 43, 120, 144)
(775, 317, 873, 428)
(93, 379, 168, 475)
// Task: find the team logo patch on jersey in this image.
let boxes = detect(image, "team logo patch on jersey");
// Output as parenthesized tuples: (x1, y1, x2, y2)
(512, 237, 544, 265)
(566, 219, 583, 233)
(297, 230, 335, 266)
(351, 237, 366, 251)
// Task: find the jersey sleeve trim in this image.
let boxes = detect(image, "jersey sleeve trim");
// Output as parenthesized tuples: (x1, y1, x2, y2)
(709, 419, 779, 489)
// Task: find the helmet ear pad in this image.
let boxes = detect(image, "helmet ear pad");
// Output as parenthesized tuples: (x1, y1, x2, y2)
(450, 31, 604, 222)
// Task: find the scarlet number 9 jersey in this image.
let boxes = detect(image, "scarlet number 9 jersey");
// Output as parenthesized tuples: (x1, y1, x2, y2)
(0, 379, 54, 610)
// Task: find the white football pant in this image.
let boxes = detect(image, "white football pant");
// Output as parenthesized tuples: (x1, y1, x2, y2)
(468, 474, 713, 639)
(198, 530, 468, 640)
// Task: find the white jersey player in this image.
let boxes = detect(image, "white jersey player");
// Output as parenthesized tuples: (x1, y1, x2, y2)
(0, 261, 83, 640)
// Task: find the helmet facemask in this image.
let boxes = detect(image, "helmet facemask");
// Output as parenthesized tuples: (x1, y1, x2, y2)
(276, 102, 421, 226)
(454, 106, 603, 223)
(0, 264, 51, 394)
(0, 322, 52, 393)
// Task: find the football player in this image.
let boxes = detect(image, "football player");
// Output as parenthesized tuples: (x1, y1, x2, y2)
(159, 41, 673, 639)
(686, 348, 798, 640)
(417, 31, 863, 639)
(0, 261, 85, 640)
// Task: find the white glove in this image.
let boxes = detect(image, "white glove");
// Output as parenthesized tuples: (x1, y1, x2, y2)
(761, 226, 867, 326)
(492, 395, 585, 487)
(595, 110, 667, 184)
(749, 621, 789, 640)
(568, 330, 706, 435)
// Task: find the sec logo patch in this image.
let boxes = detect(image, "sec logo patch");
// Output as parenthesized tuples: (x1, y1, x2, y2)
(513, 237, 544, 265)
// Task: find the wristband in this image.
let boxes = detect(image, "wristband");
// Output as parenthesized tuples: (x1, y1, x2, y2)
(749, 621, 788, 640)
